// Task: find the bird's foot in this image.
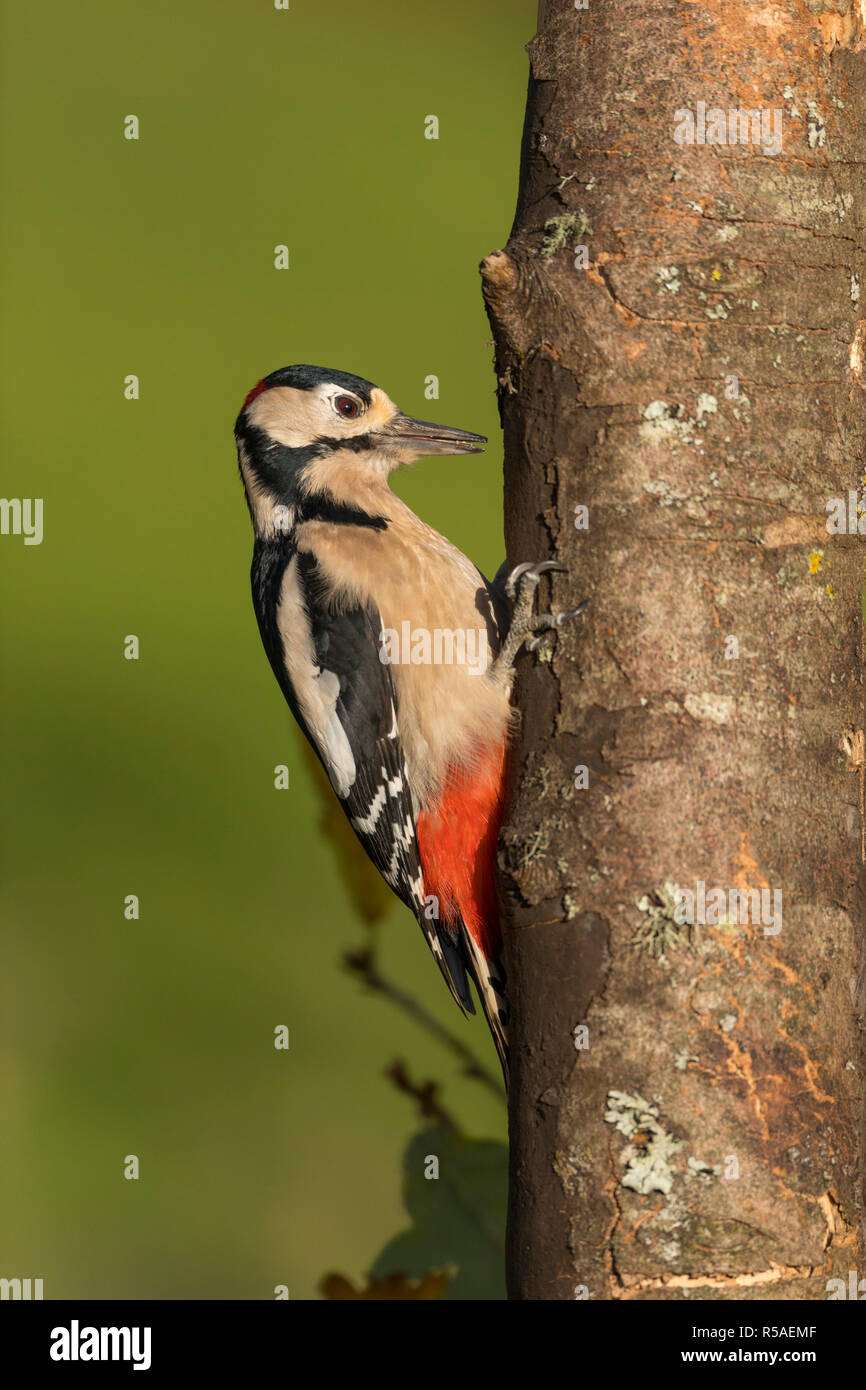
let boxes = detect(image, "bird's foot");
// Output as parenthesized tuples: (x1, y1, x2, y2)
(494, 561, 587, 678)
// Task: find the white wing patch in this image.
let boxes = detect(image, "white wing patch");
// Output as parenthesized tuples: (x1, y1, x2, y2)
(276, 558, 357, 796)
(317, 670, 357, 797)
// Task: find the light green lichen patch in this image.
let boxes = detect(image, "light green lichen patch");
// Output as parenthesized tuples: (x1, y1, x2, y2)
(517, 824, 551, 867)
(687, 1156, 721, 1178)
(633, 881, 687, 959)
(641, 394, 716, 450)
(605, 1090, 684, 1195)
(642, 399, 695, 443)
(783, 84, 801, 120)
(806, 100, 825, 149)
(641, 477, 689, 506)
(563, 891, 580, 920)
(540, 210, 591, 260)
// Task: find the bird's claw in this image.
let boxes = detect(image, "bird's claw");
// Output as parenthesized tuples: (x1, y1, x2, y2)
(503, 559, 567, 600)
(524, 601, 589, 650)
(495, 562, 587, 677)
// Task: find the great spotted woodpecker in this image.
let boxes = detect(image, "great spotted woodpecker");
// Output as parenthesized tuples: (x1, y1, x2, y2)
(235, 365, 584, 1080)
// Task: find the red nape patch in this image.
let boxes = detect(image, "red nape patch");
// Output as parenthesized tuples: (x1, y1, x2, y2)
(416, 743, 506, 962)
(242, 379, 268, 411)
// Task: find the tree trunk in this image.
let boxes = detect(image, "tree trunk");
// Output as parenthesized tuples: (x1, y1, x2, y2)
(483, 0, 866, 1302)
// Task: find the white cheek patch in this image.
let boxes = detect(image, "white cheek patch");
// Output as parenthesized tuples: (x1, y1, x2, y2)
(247, 383, 393, 449)
(247, 386, 323, 448)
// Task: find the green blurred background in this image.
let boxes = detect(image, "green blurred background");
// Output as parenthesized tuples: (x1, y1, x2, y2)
(0, 0, 532, 1298)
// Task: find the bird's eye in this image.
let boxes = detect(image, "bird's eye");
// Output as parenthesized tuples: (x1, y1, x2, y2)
(334, 395, 361, 419)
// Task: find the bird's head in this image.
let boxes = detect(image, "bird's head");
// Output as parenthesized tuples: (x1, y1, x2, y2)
(235, 364, 486, 536)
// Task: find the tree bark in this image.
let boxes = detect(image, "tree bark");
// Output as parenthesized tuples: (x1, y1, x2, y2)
(483, 0, 866, 1302)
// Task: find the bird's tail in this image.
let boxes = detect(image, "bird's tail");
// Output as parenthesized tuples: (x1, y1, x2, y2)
(461, 930, 510, 1084)
(416, 742, 510, 1083)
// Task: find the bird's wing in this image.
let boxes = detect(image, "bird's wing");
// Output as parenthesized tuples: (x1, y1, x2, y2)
(268, 548, 475, 1014)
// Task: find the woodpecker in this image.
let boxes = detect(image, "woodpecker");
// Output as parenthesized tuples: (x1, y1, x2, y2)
(235, 364, 584, 1080)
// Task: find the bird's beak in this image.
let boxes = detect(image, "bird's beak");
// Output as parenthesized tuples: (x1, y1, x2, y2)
(380, 413, 487, 455)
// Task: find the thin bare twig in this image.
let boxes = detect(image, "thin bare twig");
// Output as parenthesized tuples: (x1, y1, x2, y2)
(343, 948, 506, 1103)
(384, 1059, 460, 1132)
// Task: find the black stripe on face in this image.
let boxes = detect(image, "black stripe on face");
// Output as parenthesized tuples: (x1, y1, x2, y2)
(234, 422, 389, 517)
(235, 425, 376, 472)
(235, 421, 324, 465)
(311, 432, 375, 454)
(297, 494, 388, 531)
(235, 427, 333, 503)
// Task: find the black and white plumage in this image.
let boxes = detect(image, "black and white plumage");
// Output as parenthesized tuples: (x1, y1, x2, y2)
(250, 528, 475, 1013)
(235, 364, 583, 1080)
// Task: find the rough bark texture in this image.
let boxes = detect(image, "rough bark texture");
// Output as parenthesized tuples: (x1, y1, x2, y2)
(483, 0, 866, 1301)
